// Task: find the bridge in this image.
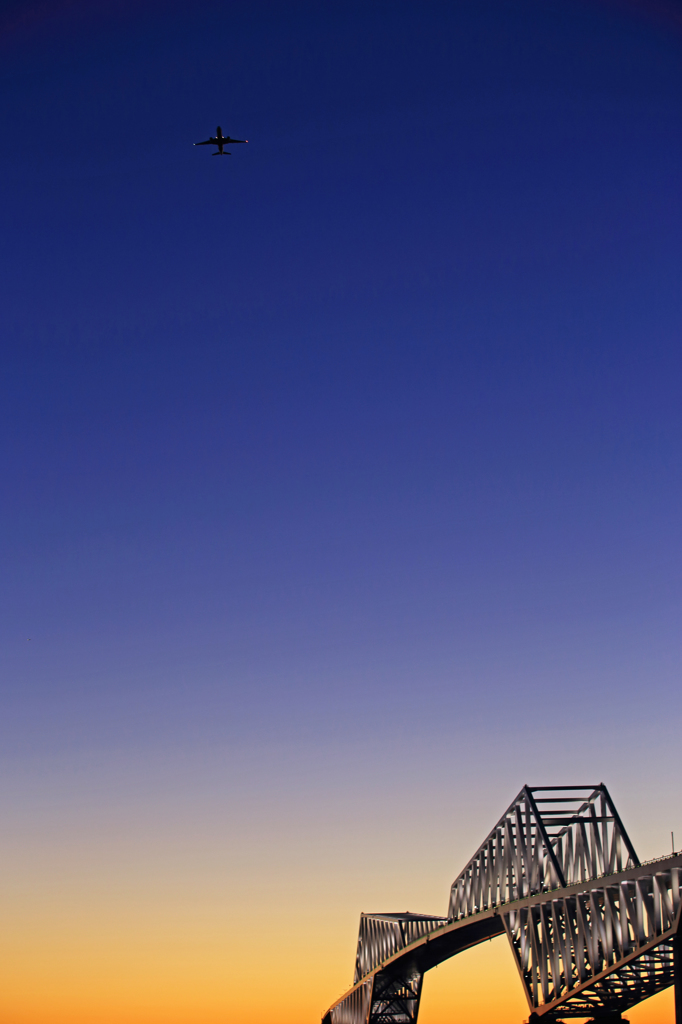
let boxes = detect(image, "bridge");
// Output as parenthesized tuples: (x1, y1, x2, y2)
(322, 785, 682, 1024)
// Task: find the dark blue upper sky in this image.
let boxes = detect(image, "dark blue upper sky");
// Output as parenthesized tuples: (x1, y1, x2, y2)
(1, 0, 680, 770)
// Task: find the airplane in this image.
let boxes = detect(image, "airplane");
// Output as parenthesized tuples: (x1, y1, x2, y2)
(194, 126, 248, 156)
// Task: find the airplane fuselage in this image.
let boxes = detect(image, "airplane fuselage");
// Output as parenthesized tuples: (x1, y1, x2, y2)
(194, 126, 248, 156)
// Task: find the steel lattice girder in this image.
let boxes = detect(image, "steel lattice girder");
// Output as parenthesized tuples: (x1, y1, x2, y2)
(321, 785, 681, 1024)
(368, 965, 424, 1024)
(503, 862, 682, 1017)
(354, 914, 447, 983)
(325, 980, 373, 1024)
(449, 786, 639, 920)
(326, 914, 443, 1024)
(326, 963, 424, 1024)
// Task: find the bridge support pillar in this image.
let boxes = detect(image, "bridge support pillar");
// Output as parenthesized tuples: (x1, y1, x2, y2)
(368, 966, 423, 1024)
(585, 1016, 629, 1024)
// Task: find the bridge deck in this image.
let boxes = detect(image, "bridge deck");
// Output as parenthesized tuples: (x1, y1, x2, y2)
(325, 852, 682, 1020)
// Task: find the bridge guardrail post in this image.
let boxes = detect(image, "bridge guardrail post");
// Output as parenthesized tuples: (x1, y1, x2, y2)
(674, 927, 682, 1024)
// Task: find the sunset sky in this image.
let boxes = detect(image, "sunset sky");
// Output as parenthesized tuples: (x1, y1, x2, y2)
(0, 1, 680, 1022)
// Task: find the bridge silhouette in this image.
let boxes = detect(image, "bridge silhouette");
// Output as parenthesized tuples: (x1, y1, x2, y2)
(322, 785, 682, 1024)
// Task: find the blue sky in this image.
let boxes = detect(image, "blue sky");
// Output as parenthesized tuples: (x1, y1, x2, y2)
(2, 0, 680, 747)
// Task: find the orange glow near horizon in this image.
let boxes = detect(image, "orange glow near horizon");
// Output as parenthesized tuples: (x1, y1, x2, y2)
(1, 912, 675, 1024)
(2, 752, 678, 1024)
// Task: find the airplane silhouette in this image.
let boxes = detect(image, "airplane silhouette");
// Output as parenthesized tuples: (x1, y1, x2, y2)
(194, 126, 248, 156)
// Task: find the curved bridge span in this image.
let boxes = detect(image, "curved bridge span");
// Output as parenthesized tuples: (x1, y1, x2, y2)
(322, 785, 682, 1024)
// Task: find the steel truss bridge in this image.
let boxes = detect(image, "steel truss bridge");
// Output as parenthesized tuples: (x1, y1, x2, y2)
(322, 786, 682, 1024)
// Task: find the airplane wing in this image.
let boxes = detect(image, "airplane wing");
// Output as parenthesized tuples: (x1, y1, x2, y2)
(194, 138, 214, 146)
(226, 138, 248, 144)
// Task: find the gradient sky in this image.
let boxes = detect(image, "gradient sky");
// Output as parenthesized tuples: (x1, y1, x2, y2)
(0, 2, 680, 1023)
